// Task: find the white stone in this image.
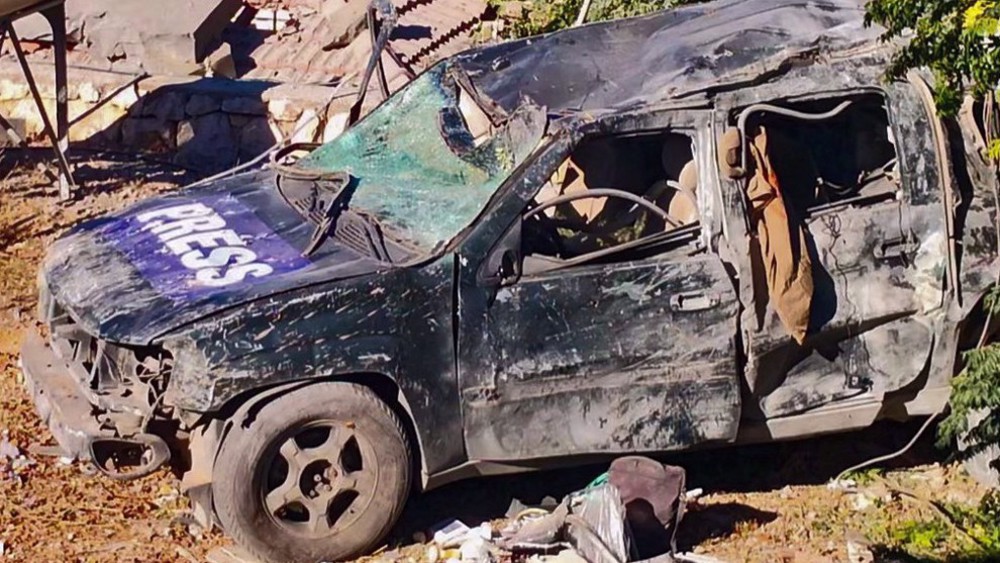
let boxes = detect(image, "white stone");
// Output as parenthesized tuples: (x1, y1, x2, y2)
(77, 82, 101, 103)
(267, 98, 303, 122)
(110, 85, 140, 110)
(291, 109, 320, 144)
(322, 111, 350, 143)
(0, 79, 29, 102)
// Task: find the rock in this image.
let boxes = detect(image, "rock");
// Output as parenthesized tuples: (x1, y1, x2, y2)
(850, 492, 872, 512)
(110, 86, 141, 111)
(186, 94, 220, 117)
(138, 90, 187, 121)
(291, 109, 321, 144)
(221, 97, 267, 116)
(176, 113, 237, 171)
(0, 438, 20, 461)
(845, 531, 875, 563)
(77, 82, 102, 104)
(68, 101, 127, 144)
(122, 118, 176, 150)
(268, 98, 303, 122)
(0, 79, 29, 102)
(229, 114, 253, 128)
(322, 111, 350, 142)
(7, 98, 56, 137)
(205, 43, 237, 79)
(237, 117, 276, 162)
(320, 0, 370, 49)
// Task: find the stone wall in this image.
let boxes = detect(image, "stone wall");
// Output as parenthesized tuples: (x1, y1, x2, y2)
(0, 63, 354, 172)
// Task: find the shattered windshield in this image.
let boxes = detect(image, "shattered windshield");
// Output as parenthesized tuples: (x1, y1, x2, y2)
(296, 62, 546, 253)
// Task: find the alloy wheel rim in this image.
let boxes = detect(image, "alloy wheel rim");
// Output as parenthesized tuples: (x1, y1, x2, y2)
(261, 420, 379, 537)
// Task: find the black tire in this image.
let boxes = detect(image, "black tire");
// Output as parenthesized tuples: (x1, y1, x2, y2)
(213, 382, 412, 563)
(962, 409, 1000, 489)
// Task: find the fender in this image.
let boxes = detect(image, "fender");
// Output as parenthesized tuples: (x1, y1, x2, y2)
(160, 259, 466, 475)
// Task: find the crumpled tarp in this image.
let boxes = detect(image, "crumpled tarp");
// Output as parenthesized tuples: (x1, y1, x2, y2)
(746, 126, 814, 343)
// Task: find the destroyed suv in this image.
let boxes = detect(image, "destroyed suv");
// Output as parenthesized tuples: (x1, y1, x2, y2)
(20, 0, 1000, 561)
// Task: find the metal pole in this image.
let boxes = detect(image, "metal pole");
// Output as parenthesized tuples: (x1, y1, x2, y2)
(43, 2, 71, 198)
(6, 21, 77, 198)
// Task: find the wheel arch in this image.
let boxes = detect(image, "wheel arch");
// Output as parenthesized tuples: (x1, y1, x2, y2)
(202, 372, 429, 492)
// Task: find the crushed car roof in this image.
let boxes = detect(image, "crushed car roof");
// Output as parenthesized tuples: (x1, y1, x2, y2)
(456, 0, 882, 114)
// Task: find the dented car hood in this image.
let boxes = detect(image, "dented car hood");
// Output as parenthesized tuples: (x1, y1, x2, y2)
(42, 172, 386, 345)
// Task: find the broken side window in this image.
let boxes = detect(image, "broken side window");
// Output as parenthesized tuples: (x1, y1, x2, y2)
(735, 93, 901, 217)
(521, 130, 702, 271)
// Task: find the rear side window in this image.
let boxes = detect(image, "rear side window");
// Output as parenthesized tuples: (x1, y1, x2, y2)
(734, 93, 900, 216)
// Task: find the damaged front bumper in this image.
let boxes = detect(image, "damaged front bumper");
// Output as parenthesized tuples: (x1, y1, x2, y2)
(19, 331, 171, 478)
(19, 331, 107, 460)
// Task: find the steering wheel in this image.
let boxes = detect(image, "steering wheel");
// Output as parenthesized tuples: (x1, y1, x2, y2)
(525, 188, 682, 229)
(523, 208, 570, 256)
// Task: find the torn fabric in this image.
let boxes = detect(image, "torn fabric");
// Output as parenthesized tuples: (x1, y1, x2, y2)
(747, 126, 814, 343)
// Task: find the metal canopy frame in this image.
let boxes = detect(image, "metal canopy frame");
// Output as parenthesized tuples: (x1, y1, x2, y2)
(1, 0, 76, 199)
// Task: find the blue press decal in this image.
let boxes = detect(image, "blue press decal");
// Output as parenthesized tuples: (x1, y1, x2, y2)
(97, 194, 311, 301)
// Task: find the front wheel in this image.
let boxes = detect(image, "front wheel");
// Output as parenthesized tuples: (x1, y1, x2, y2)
(212, 382, 412, 563)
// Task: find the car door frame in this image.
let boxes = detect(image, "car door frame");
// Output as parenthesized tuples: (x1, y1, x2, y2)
(453, 103, 745, 462)
(713, 81, 946, 429)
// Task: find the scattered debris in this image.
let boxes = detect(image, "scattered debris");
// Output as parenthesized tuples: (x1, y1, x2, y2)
(430, 519, 470, 546)
(458, 536, 493, 563)
(0, 433, 19, 460)
(827, 478, 858, 491)
(845, 530, 875, 563)
(501, 457, 689, 563)
(0, 431, 34, 484)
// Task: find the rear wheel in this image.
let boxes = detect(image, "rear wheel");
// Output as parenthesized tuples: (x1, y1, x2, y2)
(213, 382, 412, 563)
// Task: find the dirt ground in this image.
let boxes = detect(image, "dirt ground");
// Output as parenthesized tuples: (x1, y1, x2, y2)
(0, 150, 994, 563)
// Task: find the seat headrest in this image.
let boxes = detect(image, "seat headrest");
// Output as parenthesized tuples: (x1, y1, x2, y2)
(678, 161, 698, 193)
(718, 128, 744, 179)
